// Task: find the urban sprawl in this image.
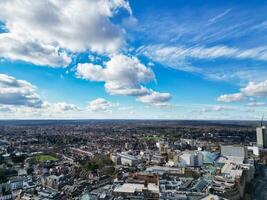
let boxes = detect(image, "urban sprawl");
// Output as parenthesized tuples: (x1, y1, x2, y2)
(0, 120, 266, 200)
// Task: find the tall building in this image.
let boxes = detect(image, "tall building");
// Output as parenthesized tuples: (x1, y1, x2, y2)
(256, 126, 267, 148)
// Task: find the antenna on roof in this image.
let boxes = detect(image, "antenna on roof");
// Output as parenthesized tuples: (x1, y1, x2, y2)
(261, 114, 264, 127)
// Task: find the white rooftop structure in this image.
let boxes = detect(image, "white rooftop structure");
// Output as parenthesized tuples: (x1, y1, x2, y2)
(247, 146, 259, 156)
(179, 151, 204, 167)
(200, 194, 226, 200)
(221, 163, 243, 179)
(113, 183, 159, 194)
(216, 155, 244, 164)
(117, 153, 139, 161)
(117, 153, 140, 166)
(220, 145, 247, 164)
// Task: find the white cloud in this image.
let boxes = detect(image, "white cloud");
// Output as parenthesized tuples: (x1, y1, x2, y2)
(137, 91, 171, 107)
(0, 105, 15, 113)
(0, 74, 85, 118)
(103, 54, 155, 95)
(76, 54, 154, 96)
(76, 54, 171, 106)
(0, 0, 131, 66)
(0, 103, 82, 119)
(247, 102, 266, 107)
(217, 93, 244, 103)
(0, 33, 71, 67)
(0, 74, 140, 118)
(44, 102, 81, 112)
(241, 80, 267, 97)
(218, 80, 267, 104)
(202, 105, 236, 112)
(87, 98, 113, 112)
(76, 63, 104, 82)
(0, 74, 43, 107)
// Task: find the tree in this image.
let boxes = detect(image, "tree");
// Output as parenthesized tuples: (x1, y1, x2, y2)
(0, 155, 5, 165)
(11, 154, 27, 163)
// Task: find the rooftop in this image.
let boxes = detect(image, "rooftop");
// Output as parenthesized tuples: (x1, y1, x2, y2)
(113, 183, 159, 194)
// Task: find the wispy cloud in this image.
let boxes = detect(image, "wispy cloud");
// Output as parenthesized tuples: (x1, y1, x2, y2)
(139, 45, 267, 66)
(201, 105, 237, 112)
(206, 8, 232, 26)
(247, 102, 266, 107)
(137, 44, 267, 86)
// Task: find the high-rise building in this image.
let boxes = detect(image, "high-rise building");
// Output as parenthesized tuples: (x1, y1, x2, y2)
(256, 126, 267, 148)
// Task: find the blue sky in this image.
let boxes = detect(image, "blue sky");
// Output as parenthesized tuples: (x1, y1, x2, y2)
(0, 0, 267, 119)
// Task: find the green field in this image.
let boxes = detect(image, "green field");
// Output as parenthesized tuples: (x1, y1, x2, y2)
(143, 135, 161, 141)
(35, 154, 58, 163)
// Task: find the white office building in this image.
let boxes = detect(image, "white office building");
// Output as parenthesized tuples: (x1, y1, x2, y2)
(179, 151, 204, 167)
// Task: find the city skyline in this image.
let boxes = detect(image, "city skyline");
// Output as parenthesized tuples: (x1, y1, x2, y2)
(0, 0, 267, 119)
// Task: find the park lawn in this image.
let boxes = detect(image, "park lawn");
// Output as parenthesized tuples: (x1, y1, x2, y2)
(35, 154, 58, 163)
(143, 135, 161, 141)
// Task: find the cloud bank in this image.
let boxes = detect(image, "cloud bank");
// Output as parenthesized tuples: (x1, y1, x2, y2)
(0, 0, 131, 67)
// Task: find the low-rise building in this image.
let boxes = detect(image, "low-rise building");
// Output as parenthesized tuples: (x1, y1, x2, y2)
(117, 153, 140, 167)
(211, 162, 254, 200)
(46, 174, 73, 191)
(220, 145, 248, 163)
(113, 182, 159, 199)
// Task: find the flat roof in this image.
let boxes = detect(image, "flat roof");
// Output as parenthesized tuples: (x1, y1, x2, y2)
(113, 183, 159, 194)
(118, 153, 138, 161)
